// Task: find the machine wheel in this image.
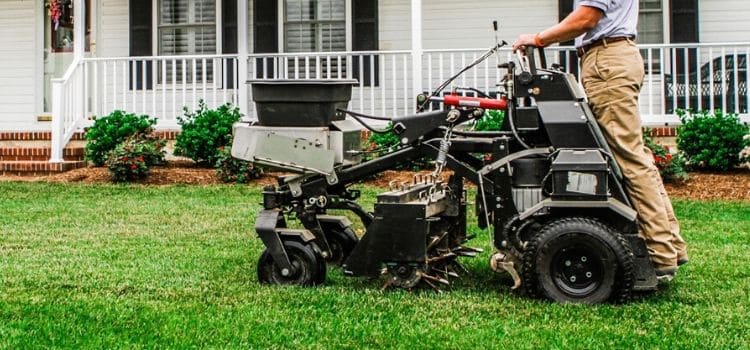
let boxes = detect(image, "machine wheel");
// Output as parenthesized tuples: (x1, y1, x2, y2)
(257, 240, 327, 286)
(321, 225, 359, 266)
(522, 217, 634, 304)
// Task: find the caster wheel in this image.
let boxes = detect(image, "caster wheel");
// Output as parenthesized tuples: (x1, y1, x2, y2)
(257, 240, 327, 286)
(321, 225, 358, 266)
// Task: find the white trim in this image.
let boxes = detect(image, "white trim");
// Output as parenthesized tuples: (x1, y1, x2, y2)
(662, 0, 670, 44)
(345, 0, 352, 52)
(216, 0, 223, 55)
(277, 0, 284, 52)
(152, 0, 159, 55)
(411, 0, 422, 95)
(34, 0, 44, 115)
(238, 0, 249, 118)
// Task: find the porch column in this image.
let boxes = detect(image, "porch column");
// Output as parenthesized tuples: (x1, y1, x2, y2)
(411, 0, 423, 97)
(74, 0, 85, 60)
(238, 0, 250, 120)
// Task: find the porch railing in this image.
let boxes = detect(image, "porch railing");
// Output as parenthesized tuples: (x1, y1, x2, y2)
(50, 43, 750, 161)
(50, 57, 85, 163)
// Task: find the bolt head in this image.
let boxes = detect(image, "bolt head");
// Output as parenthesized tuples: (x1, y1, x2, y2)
(570, 276, 577, 282)
(581, 256, 588, 262)
(281, 268, 290, 276)
(586, 272, 593, 278)
(565, 260, 572, 267)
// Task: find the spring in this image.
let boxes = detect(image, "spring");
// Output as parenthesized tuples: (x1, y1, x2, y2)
(436, 139, 451, 167)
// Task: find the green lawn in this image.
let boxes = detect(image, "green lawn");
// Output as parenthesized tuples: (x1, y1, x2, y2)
(1, 182, 749, 349)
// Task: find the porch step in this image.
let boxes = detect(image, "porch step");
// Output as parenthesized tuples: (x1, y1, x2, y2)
(0, 131, 86, 141)
(0, 160, 87, 176)
(0, 147, 85, 162)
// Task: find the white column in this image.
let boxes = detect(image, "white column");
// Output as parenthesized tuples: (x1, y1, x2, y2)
(74, 0, 85, 60)
(238, 0, 250, 120)
(411, 0, 423, 98)
(50, 80, 64, 163)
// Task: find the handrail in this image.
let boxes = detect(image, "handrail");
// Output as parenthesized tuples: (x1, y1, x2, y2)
(50, 58, 86, 163)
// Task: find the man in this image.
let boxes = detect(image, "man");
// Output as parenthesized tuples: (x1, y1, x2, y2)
(512, 0, 688, 281)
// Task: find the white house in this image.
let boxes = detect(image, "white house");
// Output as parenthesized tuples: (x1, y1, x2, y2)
(1, 0, 749, 163)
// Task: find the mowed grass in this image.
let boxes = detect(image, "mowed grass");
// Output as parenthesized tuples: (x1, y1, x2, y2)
(1, 182, 749, 349)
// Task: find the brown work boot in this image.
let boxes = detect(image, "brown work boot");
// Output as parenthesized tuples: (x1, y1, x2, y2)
(655, 266, 678, 284)
(677, 253, 689, 266)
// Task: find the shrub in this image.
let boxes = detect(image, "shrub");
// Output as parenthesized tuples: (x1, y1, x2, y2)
(366, 122, 401, 152)
(174, 101, 242, 166)
(105, 134, 167, 183)
(215, 146, 262, 184)
(643, 131, 688, 183)
(741, 134, 750, 169)
(365, 122, 431, 170)
(677, 110, 750, 171)
(473, 109, 505, 131)
(85, 110, 157, 166)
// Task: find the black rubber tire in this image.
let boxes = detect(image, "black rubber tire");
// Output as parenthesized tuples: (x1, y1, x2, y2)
(522, 217, 635, 304)
(320, 225, 359, 266)
(257, 240, 327, 286)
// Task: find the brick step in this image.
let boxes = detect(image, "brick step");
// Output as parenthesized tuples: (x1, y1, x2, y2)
(0, 147, 85, 161)
(0, 160, 86, 176)
(0, 130, 181, 141)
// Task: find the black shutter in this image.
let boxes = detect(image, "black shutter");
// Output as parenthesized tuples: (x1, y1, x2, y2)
(352, 0, 379, 86)
(223, 0, 238, 88)
(129, 0, 153, 90)
(253, 0, 278, 78)
(670, 0, 699, 44)
(670, 0, 699, 77)
(558, 0, 579, 78)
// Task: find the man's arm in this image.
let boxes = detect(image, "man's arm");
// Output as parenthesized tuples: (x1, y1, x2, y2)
(512, 5, 604, 51)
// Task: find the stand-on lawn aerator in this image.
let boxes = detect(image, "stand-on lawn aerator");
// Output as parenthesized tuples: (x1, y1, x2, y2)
(231, 43, 659, 304)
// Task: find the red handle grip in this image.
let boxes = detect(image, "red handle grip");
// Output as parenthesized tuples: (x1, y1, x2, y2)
(442, 95, 507, 110)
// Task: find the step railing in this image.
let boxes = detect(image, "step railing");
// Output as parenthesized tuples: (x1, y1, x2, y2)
(50, 57, 85, 163)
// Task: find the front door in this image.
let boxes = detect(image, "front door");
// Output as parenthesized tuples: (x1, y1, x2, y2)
(43, 0, 92, 113)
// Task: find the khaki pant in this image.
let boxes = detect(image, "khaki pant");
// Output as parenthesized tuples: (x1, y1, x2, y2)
(580, 39, 688, 268)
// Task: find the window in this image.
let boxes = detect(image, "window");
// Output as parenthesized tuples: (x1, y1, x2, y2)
(158, 0, 217, 82)
(158, 0, 217, 55)
(252, 0, 378, 83)
(637, 0, 663, 44)
(284, 0, 346, 53)
(283, 0, 347, 79)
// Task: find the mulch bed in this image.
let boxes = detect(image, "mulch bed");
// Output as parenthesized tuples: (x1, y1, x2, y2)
(2, 163, 749, 201)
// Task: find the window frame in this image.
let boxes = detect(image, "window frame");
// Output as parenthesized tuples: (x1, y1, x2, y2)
(277, 0, 352, 54)
(282, 0, 347, 53)
(151, 0, 224, 85)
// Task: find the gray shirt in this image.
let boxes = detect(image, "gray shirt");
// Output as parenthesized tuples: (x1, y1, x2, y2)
(574, 0, 638, 48)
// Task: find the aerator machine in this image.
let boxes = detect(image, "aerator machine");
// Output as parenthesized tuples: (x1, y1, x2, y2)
(232, 46, 659, 304)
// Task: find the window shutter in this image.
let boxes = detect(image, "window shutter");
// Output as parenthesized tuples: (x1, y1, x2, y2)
(352, 0, 378, 86)
(253, 0, 278, 78)
(671, 0, 699, 82)
(129, 0, 153, 90)
(671, 0, 698, 43)
(557, 0, 578, 78)
(223, 0, 238, 88)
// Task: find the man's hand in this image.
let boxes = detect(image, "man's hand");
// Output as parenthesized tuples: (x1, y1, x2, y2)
(512, 34, 538, 51)
(511, 5, 604, 52)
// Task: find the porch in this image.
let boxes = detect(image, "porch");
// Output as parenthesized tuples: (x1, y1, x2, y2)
(47, 42, 750, 162)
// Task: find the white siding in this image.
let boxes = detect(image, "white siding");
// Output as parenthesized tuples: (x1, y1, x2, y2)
(378, 0, 557, 51)
(421, 0, 557, 50)
(378, 0, 411, 50)
(98, 0, 130, 57)
(699, 0, 750, 43)
(0, 1, 38, 129)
